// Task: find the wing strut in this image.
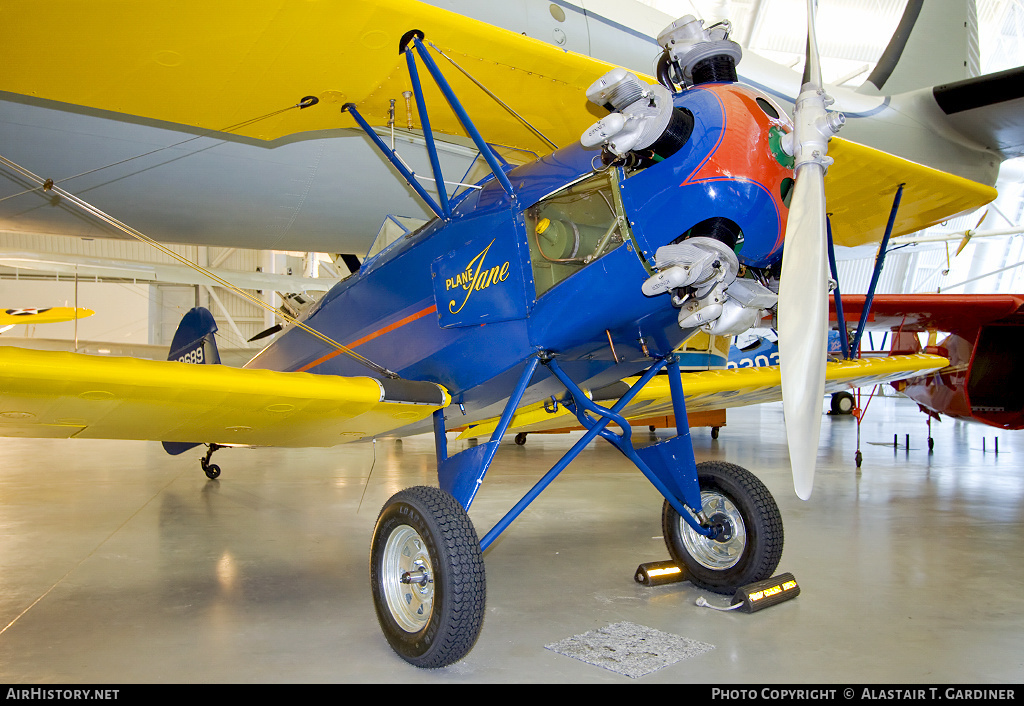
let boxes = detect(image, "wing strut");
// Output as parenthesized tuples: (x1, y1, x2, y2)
(847, 184, 904, 358)
(826, 217, 851, 359)
(343, 31, 519, 211)
(343, 104, 447, 220)
(407, 35, 517, 202)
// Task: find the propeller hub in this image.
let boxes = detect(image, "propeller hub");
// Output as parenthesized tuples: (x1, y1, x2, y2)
(784, 86, 845, 171)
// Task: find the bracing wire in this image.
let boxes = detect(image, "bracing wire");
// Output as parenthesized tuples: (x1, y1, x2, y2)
(0, 152, 400, 379)
(426, 41, 559, 151)
(0, 97, 319, 205)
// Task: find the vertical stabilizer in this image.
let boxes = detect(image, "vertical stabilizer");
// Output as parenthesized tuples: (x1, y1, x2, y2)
(167, 306, 221, 365)
(856, 0, 978, 96)
(163, 307, 220, 456)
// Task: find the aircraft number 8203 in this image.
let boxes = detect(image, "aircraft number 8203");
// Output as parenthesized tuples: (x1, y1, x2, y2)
(727, 352, 780, 369)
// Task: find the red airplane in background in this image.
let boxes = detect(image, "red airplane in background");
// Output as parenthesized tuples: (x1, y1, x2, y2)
(835, 294, 1024, 431)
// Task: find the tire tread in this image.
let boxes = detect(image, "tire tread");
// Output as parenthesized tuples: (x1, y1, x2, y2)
(372, 486, 485, 668)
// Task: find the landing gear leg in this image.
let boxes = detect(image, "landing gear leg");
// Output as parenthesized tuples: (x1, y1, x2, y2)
(370, 486, 486, 668)
(536, 353, 784, 598)
(200, 444, 222, 479)
(854, 390, 863, 468)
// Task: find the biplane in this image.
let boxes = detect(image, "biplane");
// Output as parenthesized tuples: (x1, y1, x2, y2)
(0, 0, 997, 668)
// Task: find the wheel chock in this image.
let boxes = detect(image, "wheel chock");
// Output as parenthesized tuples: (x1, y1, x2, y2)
(728, 572, 800, 612)
(634, 560, 686, 586)
(634, 564, 799, 614)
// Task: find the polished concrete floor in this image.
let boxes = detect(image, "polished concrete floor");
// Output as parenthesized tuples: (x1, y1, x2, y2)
(1, 394, 1022, 683)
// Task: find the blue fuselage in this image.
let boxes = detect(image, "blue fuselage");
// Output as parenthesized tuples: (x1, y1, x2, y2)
(246, 82, 792, 426)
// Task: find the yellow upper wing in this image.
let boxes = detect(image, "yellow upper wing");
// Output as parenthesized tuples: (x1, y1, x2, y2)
(1, 0, 995, 243)
(1, 0, 608, 154)
(0, 347, 447, 446)
(457, 353, 948, 439)
(824, 139, 996, 247)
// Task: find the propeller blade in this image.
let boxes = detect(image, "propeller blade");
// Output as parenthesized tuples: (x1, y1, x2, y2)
(778, 166, 829, 500)
(778, 0, 841, 500)
(248, 323, 283, 342)
(802, 0, 823, 89)
(955, 233, 973, 256)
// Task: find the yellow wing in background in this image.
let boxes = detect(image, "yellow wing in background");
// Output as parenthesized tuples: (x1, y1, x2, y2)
(0, 307, 94, 325)
(456, 353, 948, 439)
(0, 347, 447, 446)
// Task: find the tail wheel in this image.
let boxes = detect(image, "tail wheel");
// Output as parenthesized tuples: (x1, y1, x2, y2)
(662, 461, 783, 594)
(370, 486, 486, 668)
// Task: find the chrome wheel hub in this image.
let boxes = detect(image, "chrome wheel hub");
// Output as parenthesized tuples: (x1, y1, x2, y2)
(382, 525, 434, 632)
(681, 490, 746, 570)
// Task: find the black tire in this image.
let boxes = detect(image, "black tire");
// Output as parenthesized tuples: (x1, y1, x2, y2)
(514, 432, 528, 446)
(204, 464, 221, 480)
(662, 461, 783, 594)
(831, 391, 855, 415)
(370, 486, 486, 668)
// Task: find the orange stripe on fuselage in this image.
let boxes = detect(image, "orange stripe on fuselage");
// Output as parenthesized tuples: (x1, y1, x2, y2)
(296, 304, 438, 373)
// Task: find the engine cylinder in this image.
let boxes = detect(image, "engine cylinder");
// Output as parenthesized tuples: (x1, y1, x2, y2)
(692, 55, 738, 85)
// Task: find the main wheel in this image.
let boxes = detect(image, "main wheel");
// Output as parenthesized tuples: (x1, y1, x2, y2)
(370, 486, 486, 668)
(831, 391, 855, 415)
(662, 461, 783, 594)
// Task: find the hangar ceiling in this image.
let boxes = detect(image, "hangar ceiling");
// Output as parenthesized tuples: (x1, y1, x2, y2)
(669, 0, 1024, 78)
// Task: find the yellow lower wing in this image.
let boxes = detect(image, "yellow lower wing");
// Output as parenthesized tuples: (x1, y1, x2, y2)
(0, 347, 447, 446)
(457, 354, 948, 439)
